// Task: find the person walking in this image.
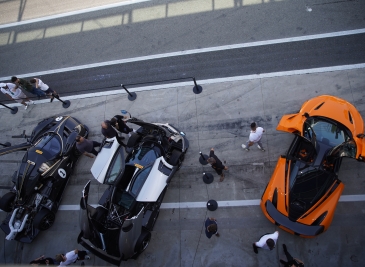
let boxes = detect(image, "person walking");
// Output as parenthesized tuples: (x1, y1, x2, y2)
(280, 244, 304, 267)
(0, 82, 33, 109)
(30, 255, 55, 265)
(75, 135, 101, 158)
(252, 230, 279, 254)
(242, 122, 265, 151)
(206, 148, 228, 182)
(205, 217, 220, 238)
(110, 115, 135, 137)
(11, 76, 45, 99)
(101, 120, 126, 146)
(29, 78, 59, 102)
(55, 249, 90, 266)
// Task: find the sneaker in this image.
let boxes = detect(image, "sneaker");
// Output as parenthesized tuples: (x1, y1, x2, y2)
(85, 256, 90, 260)
(252, 243, 258, 254)
(257, 145, 265, 152)
(24, 104, 28, 110)
(50, 96, 54, 102)
(242, 144, 249, 151)
(215, 233, 220, 237)
(219, 174, 225, 182)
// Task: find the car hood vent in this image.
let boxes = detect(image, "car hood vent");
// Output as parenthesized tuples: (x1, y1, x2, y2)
(314, 102, 325, 110)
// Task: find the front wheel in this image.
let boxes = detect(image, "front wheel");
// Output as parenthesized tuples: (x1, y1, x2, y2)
(33, 209, 55, 231)
(135, 230, 151, 254)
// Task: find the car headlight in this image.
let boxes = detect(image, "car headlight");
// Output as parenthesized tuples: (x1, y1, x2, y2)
(39, 163, 51, 173)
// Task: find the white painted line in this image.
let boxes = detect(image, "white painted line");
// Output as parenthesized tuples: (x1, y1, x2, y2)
(1, 28, 365, 81)
(53, 194, 365, 211)
(1, 194, 364, 212)
(0, 0, 151, 29)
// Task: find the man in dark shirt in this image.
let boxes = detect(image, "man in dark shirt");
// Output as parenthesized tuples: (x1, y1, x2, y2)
(101, 120, 125, 146)
(205, 217, 219, 238)
(207, 148, 228, 182)
(110, 115, 134, 136)
(280, 244, 304, 267)
(75, 135, 101, 158)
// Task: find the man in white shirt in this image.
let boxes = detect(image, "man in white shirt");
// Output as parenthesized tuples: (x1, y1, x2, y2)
(253, 230, 279, 254)
(0, 82, 33, 109)
(242, 122, 265, 151)
(55, 249, 90, 266)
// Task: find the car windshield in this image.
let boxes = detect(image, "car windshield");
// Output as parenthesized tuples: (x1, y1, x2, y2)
(128, 146, 161, 167)
(105, 146, 124, 185)
(130, 166, 152, 196)
(304, 117, 351, 146)
(304, 117, 356, 159)
(31, 133, 62, 158)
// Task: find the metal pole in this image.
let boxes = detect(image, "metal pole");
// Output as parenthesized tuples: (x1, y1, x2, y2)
(192, 77, 202, 94)
(0, 102, 18, 114)
(121, 84, 137, 101)
(53, 93, 70, 108)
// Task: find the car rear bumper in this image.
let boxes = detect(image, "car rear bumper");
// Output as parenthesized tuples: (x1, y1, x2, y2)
(264, 200, 324, 237)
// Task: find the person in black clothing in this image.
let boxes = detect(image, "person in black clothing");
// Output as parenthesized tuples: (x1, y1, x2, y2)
(280, 244, 304, 267)
(206, 148, 228, 182)
(110, 115, 134, 136)
(30, 255, 55, 265)
(101, 120, 126, 146)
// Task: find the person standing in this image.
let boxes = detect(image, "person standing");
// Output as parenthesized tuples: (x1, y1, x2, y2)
(205, 217, 220, 238)
(0, 82, 33, 109)
(75, 135, 101, 158)
(206, 148, 228, 182)
(11, 76, 45, 99)
(252, 231, 279, 254)
(280, 244, 304, 267)
(29, 78, 59, 102)
(110, 115, 135, 137)
(55, 249, 90, 266)
(242, 122, 265, 151)
(101, 120, 126, 146)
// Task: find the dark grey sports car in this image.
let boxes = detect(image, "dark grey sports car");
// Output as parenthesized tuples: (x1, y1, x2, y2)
(0, 116, 88, 243)
(78, 119, 189, 265)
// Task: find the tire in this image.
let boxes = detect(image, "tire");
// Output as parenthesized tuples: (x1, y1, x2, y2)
(168, 150, 182, 166)
(0, 192, 16, 212)
(33, 209, 55, 231)
(135, 230, 151, 254)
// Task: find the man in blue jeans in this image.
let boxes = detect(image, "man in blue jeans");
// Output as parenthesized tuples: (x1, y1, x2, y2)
(11, 76, 45, 99)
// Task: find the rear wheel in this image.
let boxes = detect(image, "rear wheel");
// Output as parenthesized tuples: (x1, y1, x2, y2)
(135, 230, 151, 254)
(33, 209, 55, 231)
(0, 192, 16, 212)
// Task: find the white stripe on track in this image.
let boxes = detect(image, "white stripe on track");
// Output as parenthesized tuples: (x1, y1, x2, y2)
(1, 28, 365, 82)
(54, 194, 365, 211)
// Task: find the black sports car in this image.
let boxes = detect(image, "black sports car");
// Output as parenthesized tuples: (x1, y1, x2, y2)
(0, 116, 88, 243)
(78, 119, 189, 265)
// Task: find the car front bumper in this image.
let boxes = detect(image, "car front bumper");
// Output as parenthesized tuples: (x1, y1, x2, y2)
(264, 200, 324, 237)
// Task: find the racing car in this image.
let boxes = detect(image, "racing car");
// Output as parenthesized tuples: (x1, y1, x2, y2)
(261, 95, 365, 237)
(78, 118, 189, 265)
(0, 116, 89, 243)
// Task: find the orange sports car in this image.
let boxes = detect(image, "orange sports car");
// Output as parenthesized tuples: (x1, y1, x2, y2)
(260, 95, 365, 237)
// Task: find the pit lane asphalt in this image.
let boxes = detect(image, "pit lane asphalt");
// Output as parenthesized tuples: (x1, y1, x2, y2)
(0, 66, 365, 267)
